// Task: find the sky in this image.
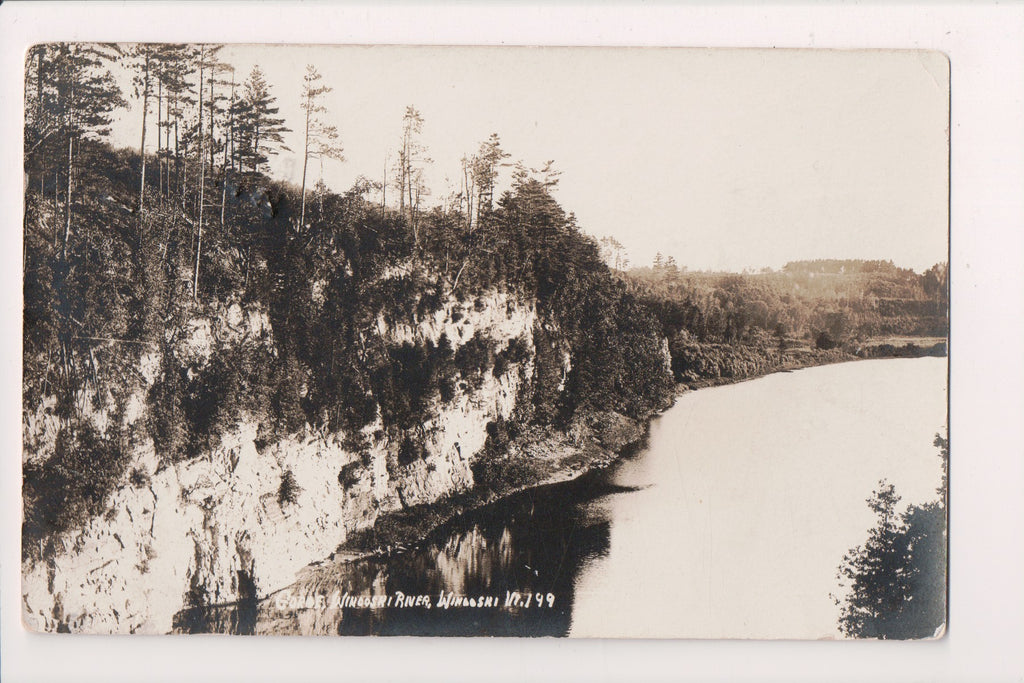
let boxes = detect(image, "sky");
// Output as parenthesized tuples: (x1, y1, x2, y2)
(108, 45, 948, 273)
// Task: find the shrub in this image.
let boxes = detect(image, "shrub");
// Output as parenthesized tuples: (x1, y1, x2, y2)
(129, 467, 151, 488)
(278, 468, 301, 506)
(397, 435, 424, 466)
(815, 331, 838, 350)
(23, 421, 130, 559)
(454, 332, 494, 388)
(338, 461, 362, 489)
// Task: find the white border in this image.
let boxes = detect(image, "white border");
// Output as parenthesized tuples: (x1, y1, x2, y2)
(2, 3, 1023, 682)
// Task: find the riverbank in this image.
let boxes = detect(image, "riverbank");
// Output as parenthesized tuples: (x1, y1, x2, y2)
(335, 410, 648, 559)
(330, 335, 947, 563)
(675, 337, 947, 391)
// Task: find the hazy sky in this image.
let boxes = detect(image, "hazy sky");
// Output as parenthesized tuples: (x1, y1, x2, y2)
(109, 46, 949, 273)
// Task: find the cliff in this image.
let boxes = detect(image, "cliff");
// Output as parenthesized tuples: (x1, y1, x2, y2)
(22, 290, 537, 634)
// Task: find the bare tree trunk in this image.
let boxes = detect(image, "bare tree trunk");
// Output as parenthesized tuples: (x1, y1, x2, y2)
(166, 95, 173, 200)
(299, 89, 311, 230)
(63, 134, 73, 262)
(381, 153, 387, 220)
(208, 72, 214, 174)
(193, 58, 204, 220)
(221, 71, 234, 226)
(252, 120, 259, 174)
(53, 170, 59, 248)
(177, 120, 185, 212)
(462, 160, 470, 230)
(398, 140, 406, 215)
(157, 78, 163, 203)
(138, 50, 150, 236)
(405, 156, 413, 226)
(193, 50, 206, 300)
(35, 49, 44, 195)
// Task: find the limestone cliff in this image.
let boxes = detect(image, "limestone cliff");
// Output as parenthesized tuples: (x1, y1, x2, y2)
(22, 290, 537, 634)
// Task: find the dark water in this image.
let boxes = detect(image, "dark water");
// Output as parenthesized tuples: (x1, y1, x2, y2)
(174, 358, 947, 638)
(173, 468, 640, 636)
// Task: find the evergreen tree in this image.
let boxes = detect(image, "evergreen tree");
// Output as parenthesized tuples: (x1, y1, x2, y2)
(471, 133, 509, 224)
(298, 64, 344, 230)
(40, 43, 126, 260)
(235, 65, 291, 174)
(394, 106, 431, 236)
(834, 436, 948, 639)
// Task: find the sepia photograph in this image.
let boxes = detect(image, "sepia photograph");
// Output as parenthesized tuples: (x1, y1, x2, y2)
(17, 42, 953, 639)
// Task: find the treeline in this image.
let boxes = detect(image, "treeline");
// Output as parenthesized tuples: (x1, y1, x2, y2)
(22, 43, 674, 551)
(624, 254, 948, 381)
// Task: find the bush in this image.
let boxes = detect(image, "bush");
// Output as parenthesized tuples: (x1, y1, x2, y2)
(23, 421, 130, 559)
(338, 461, 362, 489)
(278, 468, 301, 506)
(397, 435, 424, 466)
(815, 331, 838, 350)
(454, 332, 494, 388)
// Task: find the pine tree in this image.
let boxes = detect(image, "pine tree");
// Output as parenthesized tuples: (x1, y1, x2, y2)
(394, 106, 431, 236)
(48, 43, 126, 260)
(127, 44, 158, 232)
(471, 133, 509, 223)
(298, 65, 344, 230)
(154, 44, 197, 208)
(25, 42, 125, 396)
(235, 65, 291, 174)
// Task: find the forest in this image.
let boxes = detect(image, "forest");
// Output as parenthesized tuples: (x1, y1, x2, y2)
(616, 249, 948, 385)
(21, 43, 676, 553)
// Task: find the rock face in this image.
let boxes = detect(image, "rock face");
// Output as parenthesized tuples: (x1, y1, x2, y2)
(22, 291, 537, 634)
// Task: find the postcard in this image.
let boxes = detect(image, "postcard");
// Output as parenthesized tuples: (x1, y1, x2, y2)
(21, 43, 948, 638)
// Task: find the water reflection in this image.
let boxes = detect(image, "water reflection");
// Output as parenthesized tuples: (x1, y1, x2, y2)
(173, 471, 637, 636)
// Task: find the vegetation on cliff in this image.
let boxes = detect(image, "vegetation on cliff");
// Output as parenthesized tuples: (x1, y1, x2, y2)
(22, 43, 674, 556)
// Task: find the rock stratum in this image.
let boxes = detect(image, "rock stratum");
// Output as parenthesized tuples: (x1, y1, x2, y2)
(23, 290, 540, 634)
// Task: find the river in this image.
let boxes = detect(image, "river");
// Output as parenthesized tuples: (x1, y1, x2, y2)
(175, 357, 948, 637)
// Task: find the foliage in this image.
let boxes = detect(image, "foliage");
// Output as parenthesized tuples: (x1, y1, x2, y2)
(278, 468, 301, 506)
(833, 435, 948, 639)
(23, 421, 130, 559)
(235, 65, 291, 173)
(631, 259, 949, 350)
(815, 331, 838, 350)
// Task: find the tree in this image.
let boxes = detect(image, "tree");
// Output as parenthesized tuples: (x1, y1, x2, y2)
(298, 65, 344, 230)
(833, 436, 948, 639)
(219, 64, 237, 226)
(394, 106, 431, 235)
(921, 262, 949, 316)
(191, 44, 223, 299)
(834, 481, 908, 638)
(471, 133, 509, 225)
(23, 42, 125, 401)
(47, 43, 126, 260)
(24, 45, 58, 198)
(235, 65, 291, 174)
(599, 236, 629, 271)
(653, 252, 664, 274)
(127, 44, 158, 229)
(153, 44, 197, 207)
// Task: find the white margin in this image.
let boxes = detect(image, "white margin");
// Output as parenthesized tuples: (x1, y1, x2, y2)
(2, 3, 1022, 682)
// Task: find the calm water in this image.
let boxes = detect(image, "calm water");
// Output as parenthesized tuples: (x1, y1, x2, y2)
(176, 357, 948, 638)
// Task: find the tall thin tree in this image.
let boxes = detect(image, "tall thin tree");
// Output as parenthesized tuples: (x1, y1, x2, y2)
(298, 64, 344, 230)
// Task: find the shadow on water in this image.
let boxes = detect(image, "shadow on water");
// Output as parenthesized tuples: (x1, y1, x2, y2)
(172, 463, 644, 636)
